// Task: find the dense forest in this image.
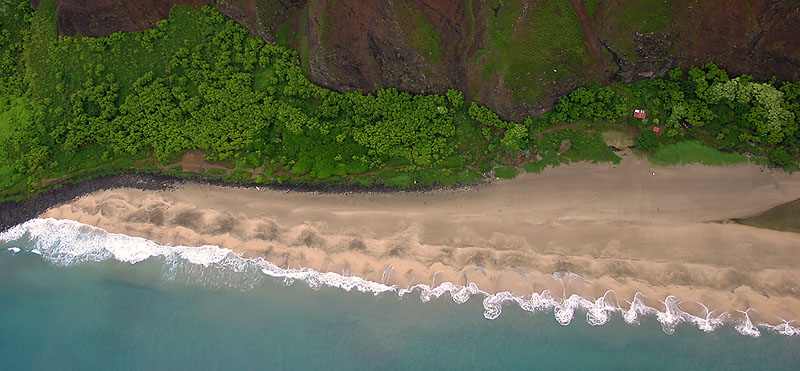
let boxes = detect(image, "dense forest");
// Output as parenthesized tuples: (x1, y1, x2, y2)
(0, 1, 798, 201)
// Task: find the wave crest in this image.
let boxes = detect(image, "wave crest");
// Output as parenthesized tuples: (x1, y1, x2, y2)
(2, 218, 798, 337)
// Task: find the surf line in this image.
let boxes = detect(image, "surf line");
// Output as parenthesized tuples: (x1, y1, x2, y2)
(2, 217, 798, 338)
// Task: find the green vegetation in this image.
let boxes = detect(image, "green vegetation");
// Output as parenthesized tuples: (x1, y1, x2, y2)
(395, 3, 442, 63)
(612, 0, 670, 33)
(596, 0, 672, 58)
(635, 130, 658, 152)
(546, 63, 799, 169)
(549, 85, 629, 124)
(478, 0, 590, 102)
(0, 2, 500, 200)
(539, 129, 621, 165)
(0, 0, 798, 202)
(601, 129, 635, 148)
(493, 166, 519, 179)
(523, 160, 547, 174)
(648, 141, 749, 167)
(584, 0, 600, 17)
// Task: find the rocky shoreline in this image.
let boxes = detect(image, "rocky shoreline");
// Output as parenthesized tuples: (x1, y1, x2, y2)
(0, 174, 176, 233)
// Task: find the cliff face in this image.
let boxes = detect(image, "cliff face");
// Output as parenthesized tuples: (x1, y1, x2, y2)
(37, 0, 800, 120)
(596, 0, 800, 84)
(33, 0, 209, 36)
(300, 1, 469, 96)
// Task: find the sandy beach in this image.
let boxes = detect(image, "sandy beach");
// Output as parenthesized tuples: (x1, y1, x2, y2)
(41, 153, 800, 326)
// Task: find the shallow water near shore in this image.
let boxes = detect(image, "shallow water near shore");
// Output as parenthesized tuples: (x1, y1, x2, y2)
(735, 198, 800, 233)
(3, 232, 800, 369)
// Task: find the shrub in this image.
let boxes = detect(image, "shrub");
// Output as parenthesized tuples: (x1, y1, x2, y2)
(636, 130, 659, 152)
(494, 166, 519, 179)
(769, 147, 791, 167)
(206, 168, 227, 178)
(225, 169, 252, 183)
(523, 160, 546, 173)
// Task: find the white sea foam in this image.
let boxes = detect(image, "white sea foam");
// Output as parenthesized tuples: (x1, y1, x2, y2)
(2, 217, 797, 338)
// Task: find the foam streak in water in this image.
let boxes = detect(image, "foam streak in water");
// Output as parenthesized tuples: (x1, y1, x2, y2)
(2, 218, 797, 338)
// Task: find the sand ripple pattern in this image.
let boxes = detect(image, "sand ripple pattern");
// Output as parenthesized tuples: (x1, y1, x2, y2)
(29, 159, 800, 335)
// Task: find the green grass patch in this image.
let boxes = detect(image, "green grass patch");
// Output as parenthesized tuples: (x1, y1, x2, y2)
(541, 129, 621, 164)
(494, 166, 519, 179)
(584, 0, 600, 16)
(613, 0, 671, 33)
(206, 168, 228, 178)
(478, 0, 590, 103)
(383, 173, 414, 188)
(225, 169, 252, 183)
(352, 175, 374, 187)
(600, 128, 635, 148)
(648, 141, 749, 167)
(456, 168, 483, 184)
(395, 3, 442, 63)
(523, 160, 547, 173)
(274, 21, 297, 48)
(597, 0, 672, 58)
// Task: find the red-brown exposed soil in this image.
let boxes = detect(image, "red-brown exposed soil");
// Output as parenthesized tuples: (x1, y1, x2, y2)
(596, 0, 800, 83)
(567, 0, 612, 81)
(48, 0, 209, 36)
(301, 0, 474, 94)
(672, 0, 800, 80)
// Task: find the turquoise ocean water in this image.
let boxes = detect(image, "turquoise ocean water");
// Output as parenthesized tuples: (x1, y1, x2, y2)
(2, 219, 800, 370)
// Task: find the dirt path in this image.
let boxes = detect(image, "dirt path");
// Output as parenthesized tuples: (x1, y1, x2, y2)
(567, 0, 608, 80)
(168, 150, 232, 174)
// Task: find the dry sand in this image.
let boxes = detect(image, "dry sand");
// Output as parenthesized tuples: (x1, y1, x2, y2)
(42, 153, 800, 325)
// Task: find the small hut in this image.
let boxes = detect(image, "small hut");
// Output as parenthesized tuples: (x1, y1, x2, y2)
(633, 109, 647, 119)
(651, 126, 661, 136)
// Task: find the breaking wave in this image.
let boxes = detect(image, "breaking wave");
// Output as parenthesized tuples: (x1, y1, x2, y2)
(2, 218, 798, 337)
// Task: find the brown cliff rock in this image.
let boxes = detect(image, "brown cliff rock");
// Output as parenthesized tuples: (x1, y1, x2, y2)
(37, 0, 209, 36)
(35, 0, 800, 120)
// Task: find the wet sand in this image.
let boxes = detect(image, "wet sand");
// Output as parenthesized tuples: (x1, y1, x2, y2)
(42, 154, 800, 326)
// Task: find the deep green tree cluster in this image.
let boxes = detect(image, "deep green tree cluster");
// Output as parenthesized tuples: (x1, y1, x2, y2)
(0, 0, 32, 95)
(0, 95, 49, 185)
(550, 85, 629, 125)
(543, 61, 799, 166)
(0, 1, 49, 189)
(1, 3, 472, 191)
(468, 103, 529, 151)
(638, 63, 798, 158)
(635, 130, 659, 152)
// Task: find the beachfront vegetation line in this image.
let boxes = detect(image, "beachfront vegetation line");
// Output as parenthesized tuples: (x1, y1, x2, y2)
(0, 0, 799, 202)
